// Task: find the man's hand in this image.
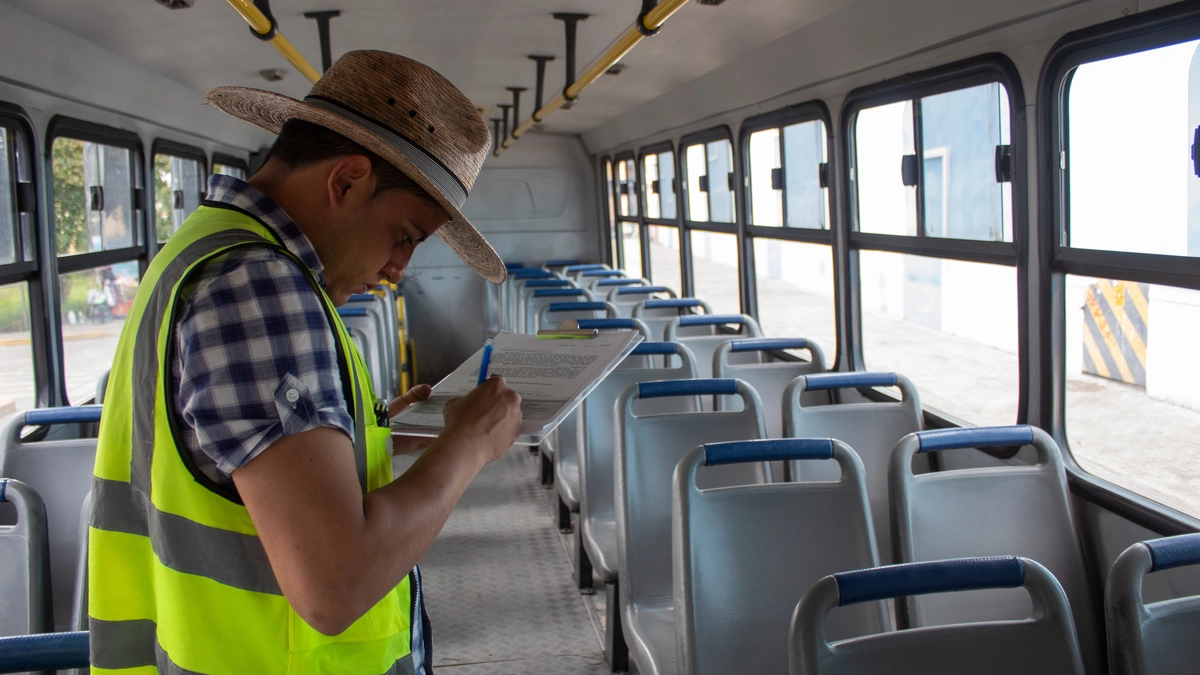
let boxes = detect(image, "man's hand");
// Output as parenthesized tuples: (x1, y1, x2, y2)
(440, 376, 522, 465)
(388, 384, 432, 418)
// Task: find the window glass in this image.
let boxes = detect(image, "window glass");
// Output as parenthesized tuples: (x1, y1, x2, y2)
(154, 154, 202, 242)
(647, 225, 682, 295)
(60, 262, 141, 404)
(1067, 39, 1200, 257)
(706, 139, 736, 223)
(620, 221, 642, 278)
(685, 144, 708, 221)
(748, 129, 782, 227)
(606, 160, 619, 267)
(689, 230, 740, 314)
(855, 101, 915, 235)
(0, 129, 17, 265)
(213, 163, 246, 180)
(859, 250, 1018, 425)
(53, 138, 135, 255)
(643, 151, 677, 220)
(753, 239, 836, 357)
(1064, 275, 1200, 516)
(783, 120, 829, 229)
(617, 158, 638, 218)
(0, 282, 34, 411)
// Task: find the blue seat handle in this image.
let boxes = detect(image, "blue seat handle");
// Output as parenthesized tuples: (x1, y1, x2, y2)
(679, 314, 744, 327)
(346, 293, 377, 303)
(576, 318, 635, 329)
(803, 372, 897, 391)
(1144, 533, 1200, 572)
(618, 285, 671, 295)
(704, 438, 833, 466)
(632, 342, 678, 355)
(638, 379, 737, 399)
(0, 479, 6, 502)
(835, 556, 1025, 606)
(512, 268, 554, 278)
(583, 270, 624, 277)
(730, 337, 808, 352)
(547, 302, 606, 312)
(505, 262, 526, 270)
(916, 425, 1034, 453)
(598, 279, 643, 287)
(534, 289, 586, 297)
(566, 263, 607, 272)
(644, 298, 703, 309)
(0, 631, 90, 673)
(544, 259, 579, 267)
(337, 307, 369, 317)
(524, 279, 571, 288)
(24, 405, 103, 426)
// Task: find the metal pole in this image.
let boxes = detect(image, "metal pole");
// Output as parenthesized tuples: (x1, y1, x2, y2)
(528, 55, 555, 112)
(303, 10, 341, 73)
(552, 13, 589, 93)
(497, 104, 512, 141)
(225, 0, 322, 83)
(506, 87, 528, 129)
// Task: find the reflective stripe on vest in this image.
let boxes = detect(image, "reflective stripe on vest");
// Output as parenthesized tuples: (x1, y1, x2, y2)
(89, 206, 414, 674)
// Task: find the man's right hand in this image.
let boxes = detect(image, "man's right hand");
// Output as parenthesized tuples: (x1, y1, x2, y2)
(440, 375, 522, 464)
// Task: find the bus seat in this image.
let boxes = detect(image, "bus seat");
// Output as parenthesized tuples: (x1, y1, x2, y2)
(665, 315, 764, 393)
(503, 268, 556, 332)
(346, 292, 398, 399)
(579, 269, 626, 293)
(95, 368, 111, 405)
(634, 298, 712, 341)
(577, 343, 700, 671)
(714, 338, 828, 439)
(608, 286, 676, 318)
(675, 439, 887, 675)
(0, 479, 51, 640)
(615, 379, 767, 675)
(516, 278, 575, 334)
(337, 307, 389, 400)
(539, 300, 619, 330)
(790, 556, 1085, 675)
(889, 425, 1102, 675)
(783, 372, 921, 562)
(1106, 533, 1200, 675)
(1, 407, 101, 633)
(565, 262, 609, 279)
(525, 288, 593, 334)
(366, 285, 402, 398)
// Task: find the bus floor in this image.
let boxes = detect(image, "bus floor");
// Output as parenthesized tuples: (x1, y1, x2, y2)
(394, 446, 610, 674)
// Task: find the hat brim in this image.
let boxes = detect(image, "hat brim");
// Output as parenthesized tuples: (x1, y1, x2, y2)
(207, 86, 507, 284)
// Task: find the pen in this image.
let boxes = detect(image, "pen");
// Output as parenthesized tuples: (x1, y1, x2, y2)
(476, 339, 494, 386)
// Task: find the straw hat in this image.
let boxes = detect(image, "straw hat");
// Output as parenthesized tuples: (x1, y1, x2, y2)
(206, 50, 506, 284)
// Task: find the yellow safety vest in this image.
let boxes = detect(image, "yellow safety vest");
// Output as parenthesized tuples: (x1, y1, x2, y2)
(88, 204, 424, 674)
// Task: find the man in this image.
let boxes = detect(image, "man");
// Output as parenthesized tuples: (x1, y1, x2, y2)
(89, 51, 522, 674)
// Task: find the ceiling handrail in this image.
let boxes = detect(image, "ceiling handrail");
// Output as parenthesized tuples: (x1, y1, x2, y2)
(224, 0, 322, 83)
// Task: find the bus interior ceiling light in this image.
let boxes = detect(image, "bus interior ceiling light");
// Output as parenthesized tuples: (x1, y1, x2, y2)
(495, 0, 691, 157)
(260, 69, 286, 82)
(155, 0, 195, 8)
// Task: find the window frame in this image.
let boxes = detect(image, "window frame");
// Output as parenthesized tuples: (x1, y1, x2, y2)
(612, 150, 648, 279)
(600, 156, 620, 269)
(679, 126, 742, 305)
(1037, 3, 1200, 534)
(840, 54, 1030, 424)
(151, 139, 208, 248)
(638, 141, 684, 294)
(211, 152, 249, 179)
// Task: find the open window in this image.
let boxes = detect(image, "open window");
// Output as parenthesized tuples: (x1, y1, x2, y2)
(153, 140, 206, 242)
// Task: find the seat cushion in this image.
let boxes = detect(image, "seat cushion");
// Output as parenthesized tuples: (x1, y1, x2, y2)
(626, 598, 679, 675)
(581, 517, 619, 580)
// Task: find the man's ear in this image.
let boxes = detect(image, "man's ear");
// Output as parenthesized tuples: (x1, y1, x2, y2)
(326, 154, 375, 209)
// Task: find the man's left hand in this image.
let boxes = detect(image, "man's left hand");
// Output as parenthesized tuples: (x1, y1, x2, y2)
(390, 384, 433, 455)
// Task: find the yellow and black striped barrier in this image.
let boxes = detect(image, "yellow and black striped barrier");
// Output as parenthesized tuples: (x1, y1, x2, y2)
(1082, 279, 1148, 386)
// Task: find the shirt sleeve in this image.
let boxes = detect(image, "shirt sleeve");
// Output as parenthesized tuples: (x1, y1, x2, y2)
(175, 250, 355, 477)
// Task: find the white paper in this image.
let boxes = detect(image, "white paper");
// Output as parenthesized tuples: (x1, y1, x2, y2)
(391, 330, 642, 445)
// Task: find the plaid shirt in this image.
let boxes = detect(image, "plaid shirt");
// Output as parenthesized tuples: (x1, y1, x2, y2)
(173, 175, 354, 485)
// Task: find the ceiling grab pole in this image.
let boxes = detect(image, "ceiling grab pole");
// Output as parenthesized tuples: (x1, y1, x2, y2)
(497, 104, 513, 142)
(497, 0, 689, 155)
(226, 0, 322, 83)
(506, 87, 528, 131)
(528, 55, 555, 113)
(303, 10, 341, 73)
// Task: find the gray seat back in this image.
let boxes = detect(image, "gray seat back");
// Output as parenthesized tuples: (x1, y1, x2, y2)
(784, 372, 921, 562)
(890, 425, 1102, 675)
(0, 479, 51, 638)
(790, 556, 1085, 675)
(0, 407, 101, 632)
(339, 308, 386, 399)
(615, 379, 767, 610)
(539, 300, 618, 329)
(1106, 533, 1200, 675)
(675, 439, 887, 675)
(517, 277, 574, 333)
(525, 288, 593, 334)
(579, 269, 626, 293)
(714, 338, 828, 438)
(665, 314, 764, 382)
(577, 343, 699, 580)
(608, 285, 676, 318)
(565, 263, 610, 282)
(345, 293, 396, 399)
(504, 269, 556, 332)
(634, 298, 713, 341)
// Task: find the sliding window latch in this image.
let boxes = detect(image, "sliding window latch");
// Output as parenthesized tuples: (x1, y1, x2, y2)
(15, 182, 35, 214)
(900, 155, 919, 187)
(650, 179, 660, 195)
(727, 172, 735, 191)
(994, 144, 1013, 183)
(89, 186, 105, 212)
(697, 175, 709, 192)
(818, 162, 830, 189)
(770, 168, 783, 190)
(1193, 126, 1200, 178)
(173, 190, 185, 210)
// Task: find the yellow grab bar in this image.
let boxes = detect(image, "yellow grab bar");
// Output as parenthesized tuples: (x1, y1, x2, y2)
(224, 0, 322, 84)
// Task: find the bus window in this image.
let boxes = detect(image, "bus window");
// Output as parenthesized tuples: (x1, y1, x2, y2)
(0, 281, 32, 413)
(753, 239, 835, 357)
(53, 137, 136, 254)
(605, 159, 619, 268)
(1067, 39, 1200, 257)
(685, 144, 708, 222)
(620, 221, 642, 277)
(647, 224, 681, 295)
(616, 158, 638, 218)
(855, 101, 914, 235)
(643, 150, 676, 220)
(748, 128, 782, 227)
(748, 121, 829, 229)
(154, 153, 203, 241)
(706, 140, 735, 223)
(59, 263, 141, 404)
(212, 162, 246, 180)
(0, 129, 15, 264)
(859, 250, 1018, 426)
(689, 230, 739, 314)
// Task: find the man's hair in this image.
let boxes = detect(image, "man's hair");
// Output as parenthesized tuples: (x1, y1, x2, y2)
(263, 119, 438, 203)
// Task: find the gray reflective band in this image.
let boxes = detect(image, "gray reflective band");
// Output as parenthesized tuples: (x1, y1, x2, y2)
(90, 617, 230, 674)
(303, 96, 469, 209)
(92, 478, 283, 595)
